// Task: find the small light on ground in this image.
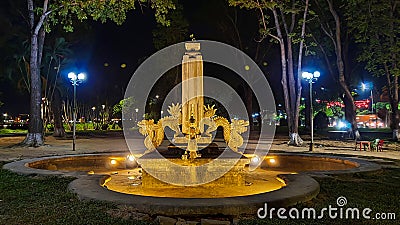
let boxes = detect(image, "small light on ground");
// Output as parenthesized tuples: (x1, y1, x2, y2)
(251, 156, 260, 164)
(127, 155, 135, 162)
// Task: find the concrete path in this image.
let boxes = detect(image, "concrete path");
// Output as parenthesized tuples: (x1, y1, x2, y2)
(0, 135, 399, 162)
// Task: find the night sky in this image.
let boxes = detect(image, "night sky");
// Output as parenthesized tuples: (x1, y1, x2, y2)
(0, 0, 382, 116)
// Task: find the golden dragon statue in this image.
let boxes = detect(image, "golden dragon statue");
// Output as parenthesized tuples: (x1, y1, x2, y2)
(138, 104, 248, 155)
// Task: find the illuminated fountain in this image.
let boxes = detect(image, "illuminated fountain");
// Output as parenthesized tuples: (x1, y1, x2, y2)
(138, 42, 249, 159)
(136, 42, 250, 188)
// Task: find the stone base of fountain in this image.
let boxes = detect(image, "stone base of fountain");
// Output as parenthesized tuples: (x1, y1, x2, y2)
(156, 143, 224, 158)
(138, 148, 249, 188)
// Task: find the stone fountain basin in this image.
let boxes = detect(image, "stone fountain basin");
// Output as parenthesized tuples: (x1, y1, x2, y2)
(3, 153, 381, 217)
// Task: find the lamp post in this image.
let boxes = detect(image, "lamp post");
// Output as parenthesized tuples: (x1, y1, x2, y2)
(91, 106, 96, 125)
(302, 71, 320, 151)
(361, 83, 374, 114)
(101, 104, 106, 125)
(134, 108, 139, 126)
(68, 72, 85, 151)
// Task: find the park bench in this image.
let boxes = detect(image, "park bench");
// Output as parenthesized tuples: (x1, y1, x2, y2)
(355, 139, 384, 151)
(371, 139, 384, 152)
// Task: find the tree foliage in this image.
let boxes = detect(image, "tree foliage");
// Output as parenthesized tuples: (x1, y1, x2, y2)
(21, 0, 175, 146)
(308, 0, 361, 139)
(347, 0, 400, 139)
(347, 0, 400, 78)
(229, 0, 311, 146)
(43, 0, 175, 33)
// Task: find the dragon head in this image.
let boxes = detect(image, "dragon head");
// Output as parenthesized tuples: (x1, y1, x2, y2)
(167, 103, 181, 118)
(204, 105, 217, 118)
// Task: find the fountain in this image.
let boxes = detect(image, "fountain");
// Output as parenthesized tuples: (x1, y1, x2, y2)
(136, 42, 250, 187)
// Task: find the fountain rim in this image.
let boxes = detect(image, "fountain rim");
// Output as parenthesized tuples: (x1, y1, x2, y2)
(2, 152, 381, 177)
(2, 153, 381, 216)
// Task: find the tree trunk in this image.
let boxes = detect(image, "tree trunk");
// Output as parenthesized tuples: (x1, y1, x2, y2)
(388, 73, 399, 140)
(343, 95, 360, 139)
(52, 88, 65, 137)
(386, 5, 399, 141)
(327, 0, 360, 140)
(21, 0, 49, 147)
(390, 104, 399, 140)
(245, 86, 254, 129)
(271, 6, 305, 146)
(294, 0, 309, 144)
(22, 32, 44, 147)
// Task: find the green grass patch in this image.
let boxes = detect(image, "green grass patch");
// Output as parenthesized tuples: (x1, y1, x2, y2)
(240, 168, 400, 224)
(63, 123, 122, 131)
(0, 163, 150, 225)
(0, 129, 27, 135)
(1, 162, 399, 224)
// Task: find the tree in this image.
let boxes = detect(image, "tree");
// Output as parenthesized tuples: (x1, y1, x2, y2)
(200, 0, 272, 130)
(21, 0, 175, 146)
(347, 0, 400, 140)
(113, 97, 136, 121)
(152, 1, 188, 104)
(229, 0, 311, 146)
(311, 0, 360, 139)
(42, 37, 74, 137)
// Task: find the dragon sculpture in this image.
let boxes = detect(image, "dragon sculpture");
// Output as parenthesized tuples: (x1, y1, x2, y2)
(137, 104, 249, 156)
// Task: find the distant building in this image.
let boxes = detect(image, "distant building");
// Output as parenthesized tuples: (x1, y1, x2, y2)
(356, 114, 384, 128)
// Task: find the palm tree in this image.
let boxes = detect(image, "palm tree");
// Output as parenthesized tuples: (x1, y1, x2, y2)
(42, 37, 73, 137)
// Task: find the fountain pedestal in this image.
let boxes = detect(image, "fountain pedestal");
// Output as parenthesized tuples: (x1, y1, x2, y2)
(139, 151, 249, 188)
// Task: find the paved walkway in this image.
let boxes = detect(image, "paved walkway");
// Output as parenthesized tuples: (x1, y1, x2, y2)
(0, 135, 399, 162)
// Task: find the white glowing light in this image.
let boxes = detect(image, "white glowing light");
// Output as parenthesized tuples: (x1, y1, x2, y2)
(251, 156, 260, 164)
(77, 73, 85, 80)
(338, 121, 346, 128)
(68, 72, 77, 80)
(110, 159, 117, 165)
(127, 155, 135, 162)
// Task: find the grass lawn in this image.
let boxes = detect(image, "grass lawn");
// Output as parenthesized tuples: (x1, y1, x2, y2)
(0, 162, 150, 225)
(0, 129, 27, 135)
(241, 165, 400, 224)
(0, 161, 399, 224)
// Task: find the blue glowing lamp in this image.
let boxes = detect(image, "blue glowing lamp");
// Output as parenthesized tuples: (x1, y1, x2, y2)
(68, 72, 77, 81)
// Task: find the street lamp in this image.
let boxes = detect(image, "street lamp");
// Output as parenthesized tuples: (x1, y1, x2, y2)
(134, 108, 139, 126)
(68, 72, 85, 151)
(361, 83, 374, 114)
(302, 71, 320, 151)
